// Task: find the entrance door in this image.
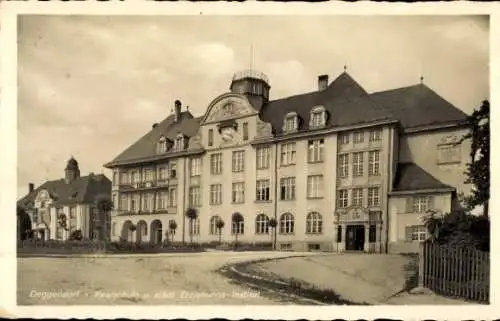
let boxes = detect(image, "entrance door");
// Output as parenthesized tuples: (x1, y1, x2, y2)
(346, 225, 365, 251)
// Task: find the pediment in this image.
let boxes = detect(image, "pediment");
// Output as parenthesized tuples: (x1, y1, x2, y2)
(202, 94, 258, 125)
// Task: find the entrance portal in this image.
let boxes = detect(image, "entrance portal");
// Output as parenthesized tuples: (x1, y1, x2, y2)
(346, 225, 365, 251)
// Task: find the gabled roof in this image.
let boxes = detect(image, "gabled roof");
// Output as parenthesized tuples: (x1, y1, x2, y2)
(370, 84, 468, 129)
(393, 162, 454, 192)
(105, 111, 201, 166)
(260, 72, 394, 134)
(17, 174, 111, 209)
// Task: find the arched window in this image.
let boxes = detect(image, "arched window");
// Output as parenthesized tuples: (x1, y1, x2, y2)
(279, 213, 294, 234)
(306, 212, 323, 234)
(255, 214, 269, 234)
(309, 105, 327, 129)
(189, 218, 200, 235)
(232, 216, 245, 235)
(283, 112, 298, 133)
(209, 215, 220, 235)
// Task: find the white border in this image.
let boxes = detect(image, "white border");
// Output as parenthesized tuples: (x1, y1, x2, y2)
(1, 2, 498, 320)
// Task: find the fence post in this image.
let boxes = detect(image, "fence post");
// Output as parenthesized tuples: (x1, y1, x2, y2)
(418, 242, 425, 288)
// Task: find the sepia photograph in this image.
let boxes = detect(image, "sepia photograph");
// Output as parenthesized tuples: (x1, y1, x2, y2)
(7, 8, 492, 316)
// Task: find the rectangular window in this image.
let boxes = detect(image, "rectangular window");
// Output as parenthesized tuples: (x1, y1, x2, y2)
(338, 154, 349, 177)
(353, 131, 364, 144)
(169, 161, 177, 178)
(369, 128, 382, 142)
(208, 129, 214, 147)
(369, 225, 377, 243)
(190, 218, 200, 235)
(307, 175, 324, 198)
(189, 186, 201, 207)
(130, 195, 137, 211)
(232, 150, 245, 172)
(352, 152, 364, 176)
(256, 146, 271, 169)
(308, 139, 324, 163)
(339, 133, 349, 145)
(143, 168, 153, 182)
(280, 177, 296, 201)
(113, 172, 117, 186)
(120, 195, 128, 211)
(157, 191, 167, 209)
(243, 122, 249, 141)
(368, 187, 380, 207)
(413, 196, 429, 213)
(368, 150, 380, 176)
(280, 142, 296, 166)
(256, 179, 270, 201)
(338, 189, 348, 208)
(336, 226, 342, 243)
(352, 188, 363, 207)
(232, 182, 245, 204)
(284, 116, 297, 132)
(210, 153, 223, 175)
(130, 171, 138, 184)
(143, 193, 153, 211)
(190, 157, 202, 177)
(120, 172, 128, 185)
(158, 167, 167, 180)
(168, 187, 177, 207)
(210, 184, 222, 205)
(311, 112, 323, 128)
(411, 226, 427, 241)
(69, 207, 77, 233)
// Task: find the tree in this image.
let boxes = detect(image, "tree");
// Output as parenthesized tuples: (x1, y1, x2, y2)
(216, 219, 225, 244)
(95, 195, 114, 250)
(185, 208, 198, 244)
(168, 220, 177, 243)
(461, 100, 490, 217)
(69, 229, 83, 241)
(268, 218, 277, 250)
(17, 206, 32, 241)
(231, 212, 244, 249)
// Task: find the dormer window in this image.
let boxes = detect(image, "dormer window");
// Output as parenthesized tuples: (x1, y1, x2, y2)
(283, 112, 298, 133)
(174, 134, 185, 152)
(157, 136, 167, 153)
(309, 106, 326, 129)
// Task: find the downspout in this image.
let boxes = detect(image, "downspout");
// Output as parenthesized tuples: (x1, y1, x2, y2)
(385, 128, 392, 254)
(273, 143, 279, 249)
(181, 158, 187, 243)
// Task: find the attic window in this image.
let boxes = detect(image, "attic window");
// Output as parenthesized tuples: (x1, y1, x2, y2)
(158, 136, 167, 153)
(283, 112, 298, 133)
(309, 105, 326, 129)
(174, 134, 185, 152)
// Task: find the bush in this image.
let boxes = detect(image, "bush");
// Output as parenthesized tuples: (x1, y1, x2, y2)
(424, 210, 490, 251)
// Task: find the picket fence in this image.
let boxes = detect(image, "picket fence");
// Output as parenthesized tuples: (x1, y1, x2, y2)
(419, 242, 489, 303)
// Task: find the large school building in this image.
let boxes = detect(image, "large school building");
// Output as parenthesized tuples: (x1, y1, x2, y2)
(104, 69, 471, 253)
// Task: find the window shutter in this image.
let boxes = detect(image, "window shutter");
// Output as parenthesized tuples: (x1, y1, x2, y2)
(405, 226, 412, 242)
(427, 196, 435, 211)
(405, 197, 414, 213)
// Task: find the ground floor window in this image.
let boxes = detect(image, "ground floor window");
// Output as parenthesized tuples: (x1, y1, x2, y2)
(407, 225, 427, 242)
(308, 243, 320, 251)
(280, 243, 292, 251)
(336, 226, 342, 243)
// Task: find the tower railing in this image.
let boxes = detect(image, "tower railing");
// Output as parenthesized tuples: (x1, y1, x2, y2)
(232, 69, 270, 84)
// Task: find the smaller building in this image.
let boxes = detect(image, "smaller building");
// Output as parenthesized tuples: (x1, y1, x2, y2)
(17, 157, 112, 241)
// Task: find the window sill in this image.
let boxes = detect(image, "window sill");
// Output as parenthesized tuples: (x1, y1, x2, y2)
(232, 170, 245, 173)
(279, 233, 295, 236)
(209, 203, 222, 206)
(368, 173, 381, 177)
(280, 164, 296, 168)
(255, 200, 272, 203)
(308, 160, 324, 164)
(306, 232, 323, 235)
(279, 199, 296, 202)
(256, 167, 270, 170)
(231, 202, 245, 205)
(307, 197, 324, 200)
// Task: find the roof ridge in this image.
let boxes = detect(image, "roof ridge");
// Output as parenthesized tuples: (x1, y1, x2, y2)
(370, 83, 423, 96)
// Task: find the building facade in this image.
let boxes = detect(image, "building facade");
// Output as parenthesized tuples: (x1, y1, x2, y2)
(17, 157, 112, 241)
(104, 70, 471, 253)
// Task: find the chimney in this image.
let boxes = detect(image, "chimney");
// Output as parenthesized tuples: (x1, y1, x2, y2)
(29, 183, 34, 193)
(152, 123, 158, 129)
(174, 100, 182, 122)
(318, 74, 329, 91)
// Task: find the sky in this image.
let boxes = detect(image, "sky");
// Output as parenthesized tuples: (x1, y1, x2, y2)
(17, 15, 489, 199)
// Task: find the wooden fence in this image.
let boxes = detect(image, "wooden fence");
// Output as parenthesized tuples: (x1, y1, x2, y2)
(418, 242, 489, 303)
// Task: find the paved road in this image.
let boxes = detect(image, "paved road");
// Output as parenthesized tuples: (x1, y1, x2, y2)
(17, 251, 316, 305)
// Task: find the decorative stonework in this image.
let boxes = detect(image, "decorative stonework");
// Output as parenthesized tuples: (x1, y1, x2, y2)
(334, 207, 382, 223)
(187, 132, 203, 150)
(255, 118, 273, 139)
(437, 135, 461, 164)
(439, 135, 461, 145)
(204, 95, 256, 124)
